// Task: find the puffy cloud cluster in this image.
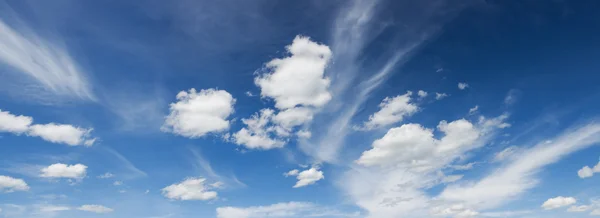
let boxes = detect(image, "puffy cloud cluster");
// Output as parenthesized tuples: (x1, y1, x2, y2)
(577, 161, 600, 179)
(161, 177, 218, 201)
(233, 36, 332, 149)
(284, 167, 324, 188)
(40, 163, 87, 179)
(0, 109, 96, 146)
(541, 196, 576, 210)
(358, 92, 418, 130)
(0, 175, 29, 192)
(163, 89, 236, 138)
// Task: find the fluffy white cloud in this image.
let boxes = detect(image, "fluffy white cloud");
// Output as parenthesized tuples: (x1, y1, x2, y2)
(285, 167, 324, 188)
(0, 110, 32, 134)
(458, 83, 469, 90)
(431, 204, 479, 217)
(28, 123, 96, 146)
(439, 123, 600, 210)
(97, 172, 114, 179)
(568, 205, 591, 212)
(0, 175, 29, 192)
(417, 90, 428, 98)
(272, 107, 314, 129)
(40, 163, 87, 179)
(359, 92, 418, 130)
(216, 202, 358, 218)
(161, 177, 217, 201)
(163, 88, 235, 138)
(435, 92, 448, 100)
(255, 36, 332, 110)
(542, 196, 576, 210)
(577, 161, 600, 179)
(77, 205, 113, 213)
(232, 109, 285, 149)
(0, 109, 95, 146)
(341, 115, 510, 218)
(39, 205, 70, 212)
(592, 209, 600, 215)
(0, 18, 94, 100)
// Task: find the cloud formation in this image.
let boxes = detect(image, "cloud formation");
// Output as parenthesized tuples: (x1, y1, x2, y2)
(0, 175, 29, 192)
(162, 177, 218, 201)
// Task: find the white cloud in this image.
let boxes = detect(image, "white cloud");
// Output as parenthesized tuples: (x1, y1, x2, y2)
(431, 204, 479, 217)
(468, 105, 478, 114)
(0, 18, 94, 101)
(38, 205, 70, 212)
(40, 163, 87, 179)
(216, 202, 358, 218)
(77, 205, 113, 213)
(458, 83, 469, 90)
(161, 177, 217, 201)
(296, 130, 312, 139)
(493, 146, 519, 162)
(568, 205, 591, 212)
(359, 92, 418, 130)
(592, 209, 600, 215)
(439, 123, 600, 210)
(232, 109, 285, 149)
(272, 107, 314, 129)
(0, 109, 95, 146)
(0, 175, 29, 192)
(577, 161, 600, 179)
(285, 167, 324, 188)
(435, 92, 449, 100)
(98, 172, 114, 179)
(417, 90, 428, 98)
(162, 88, 235, 138)
(254, 35, 332, 110)
(113, 181, 123, 186)
(0, 109, 32, 134)
(28, 123, 96, 146)
(542, 196, 576, 210)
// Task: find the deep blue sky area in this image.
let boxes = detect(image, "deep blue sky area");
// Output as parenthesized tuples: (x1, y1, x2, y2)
(1, 0, 600, 218)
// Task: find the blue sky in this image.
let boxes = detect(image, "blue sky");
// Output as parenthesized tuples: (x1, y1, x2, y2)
(1, 0, 600, 217)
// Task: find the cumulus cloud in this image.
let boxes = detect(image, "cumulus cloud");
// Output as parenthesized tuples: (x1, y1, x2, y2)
(97, 172, 114, 179)
(542, 196, 576, 210)
(161, 177, 218, 201)
(77, 205, 113, 213)
(358, 92, 418, 130)
(0, 18, 94, 101)
(468, 105, 478, 114)
(0, 109, 32, 134)
(458, 83, 469, 90)
(285, 167, 324, 188)
(431, 204, 479, 217)
(568, 205, 591, 212)
(577, 161, 600, 179)
(40, 163, 87, 179)
(216, 202, 358, 218)
(254, 35, 332, 110)
(162, 88, 235, 138)
(28, 123, 96, 146)
(232, 109, 285, 149)
(435, 92, 449, 100)
(0, 175, 29, 192)
(417, 90, 428, 98)
(0, 109, 96, 146)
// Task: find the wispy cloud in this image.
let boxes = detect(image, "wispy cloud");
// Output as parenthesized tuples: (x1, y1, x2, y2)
(0, 17, 95, 102)
(104, 147, 147, 179)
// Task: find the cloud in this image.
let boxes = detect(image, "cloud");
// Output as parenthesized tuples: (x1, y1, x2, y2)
(162, 88, 235, 138)
(28, 123, 96, 146)
(161, 177, 218, 201)
(431, 204, 479, 217)
(358, 92, 418, 130)
(577, 161, 600, 179)
(439, 123, 600, 210)
(97, 172, 114, 179)
(38, 205, 70, 212)
(0, 18, 94, 101)
(0, 109, 32, 134)
(254, 35, 332, 110)
(113, 181, 123, 186)
(417, 90, 428, 98)
(0, 109, 96, 146)
(435, 92, 449, 100)
(77, 205, 113, 213)
(216, 202, 359, 218)
(0, 175, 29, 192)
(272, 107, 314, 129)
(492, 146, 519, 162)
(541, 196, 576, 210)
(468, 105, 479, 114)
(458, 83, 469, 90)
(232, 109, 285, 149)
(285, 167, 324, 188)
(39, 163, 87, 179)
(568, 205, 591, 212)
